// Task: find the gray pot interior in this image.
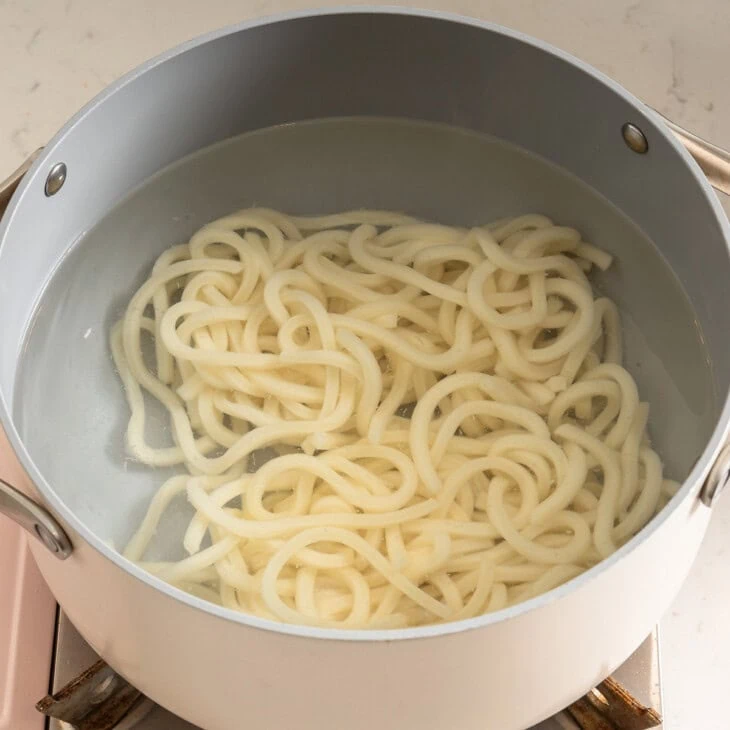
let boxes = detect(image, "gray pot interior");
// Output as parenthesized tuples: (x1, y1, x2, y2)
(0, 11, 727, 553)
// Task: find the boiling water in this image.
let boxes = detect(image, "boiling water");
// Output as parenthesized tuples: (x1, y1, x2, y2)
(13, 117, 715, 551)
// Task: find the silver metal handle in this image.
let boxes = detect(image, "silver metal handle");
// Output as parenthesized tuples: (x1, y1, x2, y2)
(699, 443, 730, 508)
(652, 119, 730, 506)
(655, 112, 730, 196)
(0, 478, 72, 558)
(0, 151, 75, 559)
(0, 148, 43, 216)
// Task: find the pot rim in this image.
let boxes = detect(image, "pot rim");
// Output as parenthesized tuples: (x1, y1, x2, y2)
(1, 5, 729, 643)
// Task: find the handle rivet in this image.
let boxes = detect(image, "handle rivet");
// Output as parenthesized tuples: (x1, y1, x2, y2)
(44, 162, 67, 197)
(622, 123, 649, 154)
(34, 523, 60, 553)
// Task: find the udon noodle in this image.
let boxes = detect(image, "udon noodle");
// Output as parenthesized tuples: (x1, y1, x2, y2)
(112, 208, 677, 629)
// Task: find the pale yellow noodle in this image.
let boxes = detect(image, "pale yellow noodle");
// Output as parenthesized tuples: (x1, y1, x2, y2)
(114, 207, 670, 629)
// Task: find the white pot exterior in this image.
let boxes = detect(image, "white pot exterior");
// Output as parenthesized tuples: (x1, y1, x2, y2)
(27, 480, 711, 730)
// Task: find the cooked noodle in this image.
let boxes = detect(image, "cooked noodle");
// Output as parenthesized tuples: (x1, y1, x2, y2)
(112, 208, 678, 629)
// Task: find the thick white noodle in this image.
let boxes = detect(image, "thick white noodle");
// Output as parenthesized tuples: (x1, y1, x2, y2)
(113, 208, 673, 629)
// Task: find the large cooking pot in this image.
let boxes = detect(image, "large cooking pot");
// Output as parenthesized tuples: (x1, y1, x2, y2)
(1, 9, 730, 730)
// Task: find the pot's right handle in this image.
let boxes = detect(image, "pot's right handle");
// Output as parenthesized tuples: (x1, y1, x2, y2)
(654, 118, 730, 506)
(651, 114, 730, 507)
(656, 113, 730, 196)
(699, 443, 730, 507)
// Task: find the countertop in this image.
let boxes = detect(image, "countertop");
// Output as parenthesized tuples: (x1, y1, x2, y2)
(1, 1, 729, 728)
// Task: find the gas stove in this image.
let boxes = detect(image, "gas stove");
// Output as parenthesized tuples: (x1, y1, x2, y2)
(2, 522, 663, 730)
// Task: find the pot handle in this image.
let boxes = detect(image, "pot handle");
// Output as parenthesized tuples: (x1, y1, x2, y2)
(0, 148, 43, 217)
(0, 478, 72, 558)
(655, 112, 730, 196)
(1, 151, 73, 558)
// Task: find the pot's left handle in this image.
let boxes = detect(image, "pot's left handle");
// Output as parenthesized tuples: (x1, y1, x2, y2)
(0, 151, 73, 559)
(0, 479, 72, 558)
(0, 148, 43, 217)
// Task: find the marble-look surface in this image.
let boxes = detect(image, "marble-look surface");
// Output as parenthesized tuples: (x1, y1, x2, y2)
(1, 1, 729, 728)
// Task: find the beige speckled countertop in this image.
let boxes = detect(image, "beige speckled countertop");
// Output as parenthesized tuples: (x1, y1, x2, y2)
(1, 2, 729, 728)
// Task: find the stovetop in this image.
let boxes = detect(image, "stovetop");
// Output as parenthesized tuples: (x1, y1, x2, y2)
(47, 609, 663, 730)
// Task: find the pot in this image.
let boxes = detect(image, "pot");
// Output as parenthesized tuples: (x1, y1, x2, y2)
(1, 9, 730, 730)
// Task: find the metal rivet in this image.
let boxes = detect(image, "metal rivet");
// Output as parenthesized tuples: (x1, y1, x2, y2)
(622, 123, 649, 154)
(44, 162, 67, 197)
(34, 523, 60, 553)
